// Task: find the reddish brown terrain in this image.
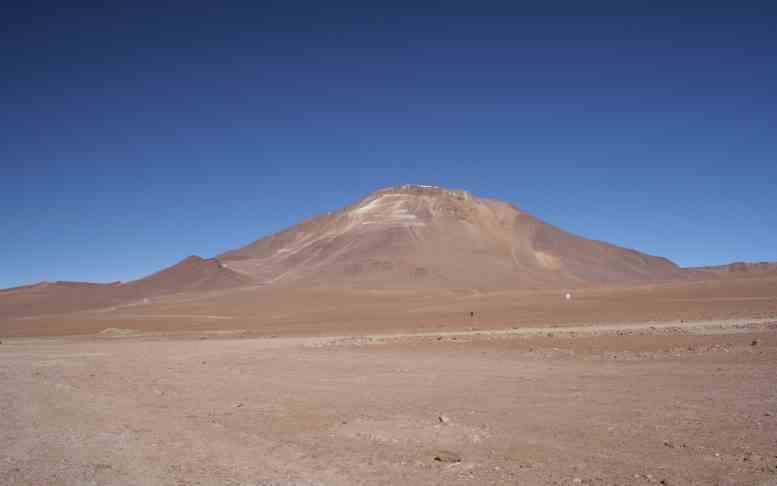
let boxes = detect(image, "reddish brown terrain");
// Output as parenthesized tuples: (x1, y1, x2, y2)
(0, 255, 249, 319)
(692, 261, 777, 279)
(1, 185, 686, 323)
(2, 185, 777, 485)
(218, 185, 683, 289)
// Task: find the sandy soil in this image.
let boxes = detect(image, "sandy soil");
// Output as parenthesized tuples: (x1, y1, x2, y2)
(4, 276, 777, 338)
(3, 276, 777, 485)
(2, 318, 777, 486)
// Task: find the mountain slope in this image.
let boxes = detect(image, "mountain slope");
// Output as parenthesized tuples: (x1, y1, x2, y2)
(124, 256, 252, 295)
(691, 261, 777, 278)
(1, 184, 712, 320)
(0, 256, 250, 318)
(219, 185, 682, 289)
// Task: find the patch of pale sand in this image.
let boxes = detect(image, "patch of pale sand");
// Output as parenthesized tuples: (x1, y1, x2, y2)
(98, 328, 137, 336)
(304, 317, 777, 348)
(535, 251, 562, 270)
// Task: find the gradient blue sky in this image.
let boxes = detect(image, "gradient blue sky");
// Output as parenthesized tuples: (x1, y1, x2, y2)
(2, 4, 776, 288)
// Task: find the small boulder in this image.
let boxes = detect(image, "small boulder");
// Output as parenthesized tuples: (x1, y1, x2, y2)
(433, 451, 461, 463)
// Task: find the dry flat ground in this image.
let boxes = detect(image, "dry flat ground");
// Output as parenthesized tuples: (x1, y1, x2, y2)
(2, 277, 777, 485)
(4, 276, 777, 338)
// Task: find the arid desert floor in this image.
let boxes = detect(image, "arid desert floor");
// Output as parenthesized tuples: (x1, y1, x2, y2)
(2, 278, 777, 485)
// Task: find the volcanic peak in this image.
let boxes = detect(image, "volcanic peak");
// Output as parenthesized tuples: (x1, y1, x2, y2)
(373, 184, 472, 201)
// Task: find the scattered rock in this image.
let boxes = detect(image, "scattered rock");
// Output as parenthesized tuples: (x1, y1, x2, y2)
(752, 340, 759, 346)
(433, 451, 462, 463)
(660, 480, 669, 485)
(664, 440, 675, 448)
(438, 414, 450, 425)
(233, 402, 244, 408)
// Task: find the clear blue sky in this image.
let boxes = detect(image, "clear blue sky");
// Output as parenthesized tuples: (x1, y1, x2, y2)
(2, 4, 776, 288)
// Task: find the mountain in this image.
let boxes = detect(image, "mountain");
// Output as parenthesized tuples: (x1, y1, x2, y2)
(219, 185, 682, 289)
(10, 184, 770, 320)
(691, 261, 777, 278)
(123, 255, 251, 295)
(0, 256, 250, 318)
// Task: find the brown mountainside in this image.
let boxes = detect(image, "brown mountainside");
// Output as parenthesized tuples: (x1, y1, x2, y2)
(691, 261, 777, 278)
(219, 185, 682, 289)
(0, 256, 249, 318)
(5, 184, 772, 320)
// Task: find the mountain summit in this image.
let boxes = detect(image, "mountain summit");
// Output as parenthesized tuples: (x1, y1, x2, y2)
(219, 185, 681, 289)
(1, 185, 690, 318)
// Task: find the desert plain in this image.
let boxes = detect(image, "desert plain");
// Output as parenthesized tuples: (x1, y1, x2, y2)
(2, 275, 777, 486)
